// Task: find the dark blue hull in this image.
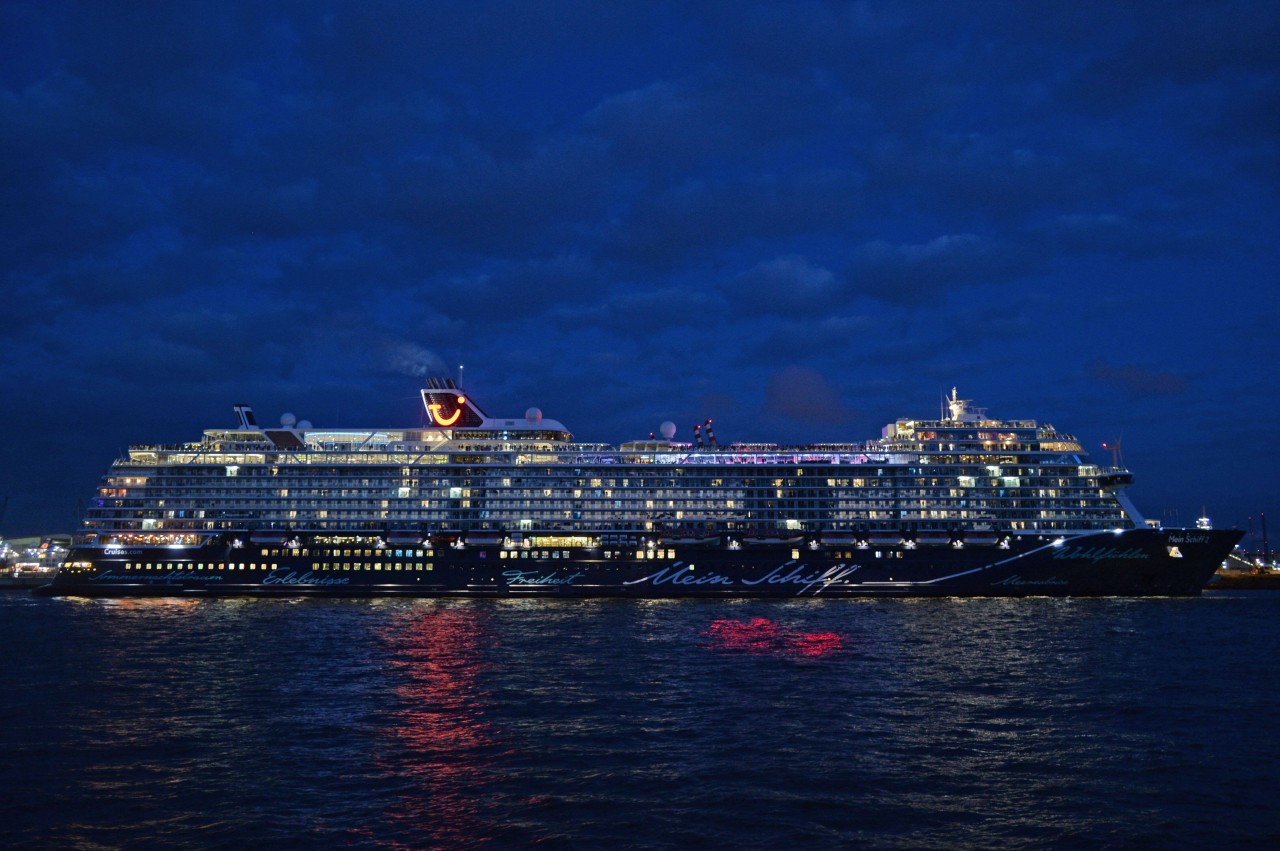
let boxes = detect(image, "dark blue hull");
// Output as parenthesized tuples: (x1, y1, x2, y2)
(36, 528, 1241, 598)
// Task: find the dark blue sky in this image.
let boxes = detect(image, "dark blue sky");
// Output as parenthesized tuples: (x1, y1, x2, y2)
(2, 1, 1276, 538)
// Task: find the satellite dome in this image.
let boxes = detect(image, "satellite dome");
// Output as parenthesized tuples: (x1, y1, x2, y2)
(297, 419, 312, 430)
(525, 407, 543, 425)
(280, 412, 297, 427)
(660, 421, 677, 439)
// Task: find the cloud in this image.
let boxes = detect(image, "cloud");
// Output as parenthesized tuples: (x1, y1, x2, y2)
(379, 340, 448, 379)
(722, 255, 843, 316)
(387, 135, 613, 255)
(865, 133, 1096, 223)
(0, 1, 1276, 535)
(1059, 3, 1280, 116)
(752, 314, 883, 362)
(418, 253, 609, 322)
(547, 286, 728, 337)
(604, 170, 865, 271)
(763, 365, 858, 426)
(1042, 212, 1212, 261)
(1086, 358, 1188, 398)
(847, 233, 1035, 304)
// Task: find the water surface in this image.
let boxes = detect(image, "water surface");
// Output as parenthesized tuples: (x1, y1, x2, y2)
(2, 592, 1276, 848)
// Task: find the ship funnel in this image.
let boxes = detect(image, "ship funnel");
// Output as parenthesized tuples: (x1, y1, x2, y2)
(233, 404, 257, 430)
(421, 378, 488, 427)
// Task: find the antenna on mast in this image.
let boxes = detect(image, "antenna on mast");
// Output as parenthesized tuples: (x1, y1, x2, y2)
(1263, 512, 1271, 569)
(457, 364, 465, 389)
(1102, 434, 1125, 469)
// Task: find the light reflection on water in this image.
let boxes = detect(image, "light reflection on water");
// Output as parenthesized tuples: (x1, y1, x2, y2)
(702, 616, 846, 658)
(0, 593, 1277, 848)
(376, 605, 500, 847)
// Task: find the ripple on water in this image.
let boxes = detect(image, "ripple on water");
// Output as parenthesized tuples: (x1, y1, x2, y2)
(0, 594, 1277, 848)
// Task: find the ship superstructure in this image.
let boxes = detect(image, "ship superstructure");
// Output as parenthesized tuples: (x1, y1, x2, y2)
(41, 381, 1239, 598)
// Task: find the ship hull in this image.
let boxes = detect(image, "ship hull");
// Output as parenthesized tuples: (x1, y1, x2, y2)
(35, 528, 1241, 599)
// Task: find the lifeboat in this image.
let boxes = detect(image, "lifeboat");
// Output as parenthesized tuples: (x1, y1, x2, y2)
(868, 533, 902, 547)
(661, 527, 719, 545)
(249, 531, 289, 545)
(385, 531, 425, 546)
(743, 531, 804, 545)
(916, 531, 953, 546)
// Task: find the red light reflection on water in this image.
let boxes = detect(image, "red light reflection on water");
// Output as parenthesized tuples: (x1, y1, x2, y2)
(703, 617, 845, 658)
(374, 607, 501, 847)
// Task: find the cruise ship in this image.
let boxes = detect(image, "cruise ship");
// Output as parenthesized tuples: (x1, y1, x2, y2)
(37, 381, 1240, 598)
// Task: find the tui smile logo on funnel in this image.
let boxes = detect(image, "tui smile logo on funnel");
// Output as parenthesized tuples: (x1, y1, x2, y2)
(422, 389, 484, 428)
(428, 396, 465, 426)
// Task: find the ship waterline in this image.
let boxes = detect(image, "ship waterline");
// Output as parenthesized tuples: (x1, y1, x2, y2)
(37, 382, 1240, 598)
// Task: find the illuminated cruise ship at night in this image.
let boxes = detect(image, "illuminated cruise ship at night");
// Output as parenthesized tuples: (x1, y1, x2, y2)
(38, 381, 1240, 598)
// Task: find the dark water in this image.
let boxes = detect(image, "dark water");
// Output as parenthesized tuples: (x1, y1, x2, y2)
(2, 592, 1278, 849)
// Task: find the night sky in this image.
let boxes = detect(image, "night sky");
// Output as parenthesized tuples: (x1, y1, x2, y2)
(2, 2, 1276, 539)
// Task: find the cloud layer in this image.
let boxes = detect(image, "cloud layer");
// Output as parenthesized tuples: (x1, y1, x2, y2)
(1, 1, 1276, 535)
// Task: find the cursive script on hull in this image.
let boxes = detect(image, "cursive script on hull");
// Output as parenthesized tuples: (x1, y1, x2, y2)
(91, 570, 224, 583)
(261, 569, 351, 586)
(503, 569, 586, 586)
(1051, 546, 1150, 564)
(992, 574, 1069, 587)
(623, 561, 862, 596)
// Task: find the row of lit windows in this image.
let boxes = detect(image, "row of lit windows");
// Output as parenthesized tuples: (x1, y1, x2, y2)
(98, 512, 1098, 531)
(119, 462, 1106, 486)
(259, 547, 430, 558)
(114, 479, 1111, 499)
(497, 549, 680, 560)
(105, 490, 1088, 509)
(89, 517, 1127, 537)
(128, 461, 1090, 477)
(121, 551, 917, 573)
(125, 561, 434, 572)
(97, 477, 1118, 496)
(314, 563, 432, 571)
(129, 562, 269, 571)
(94, 502, 1119, 521)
